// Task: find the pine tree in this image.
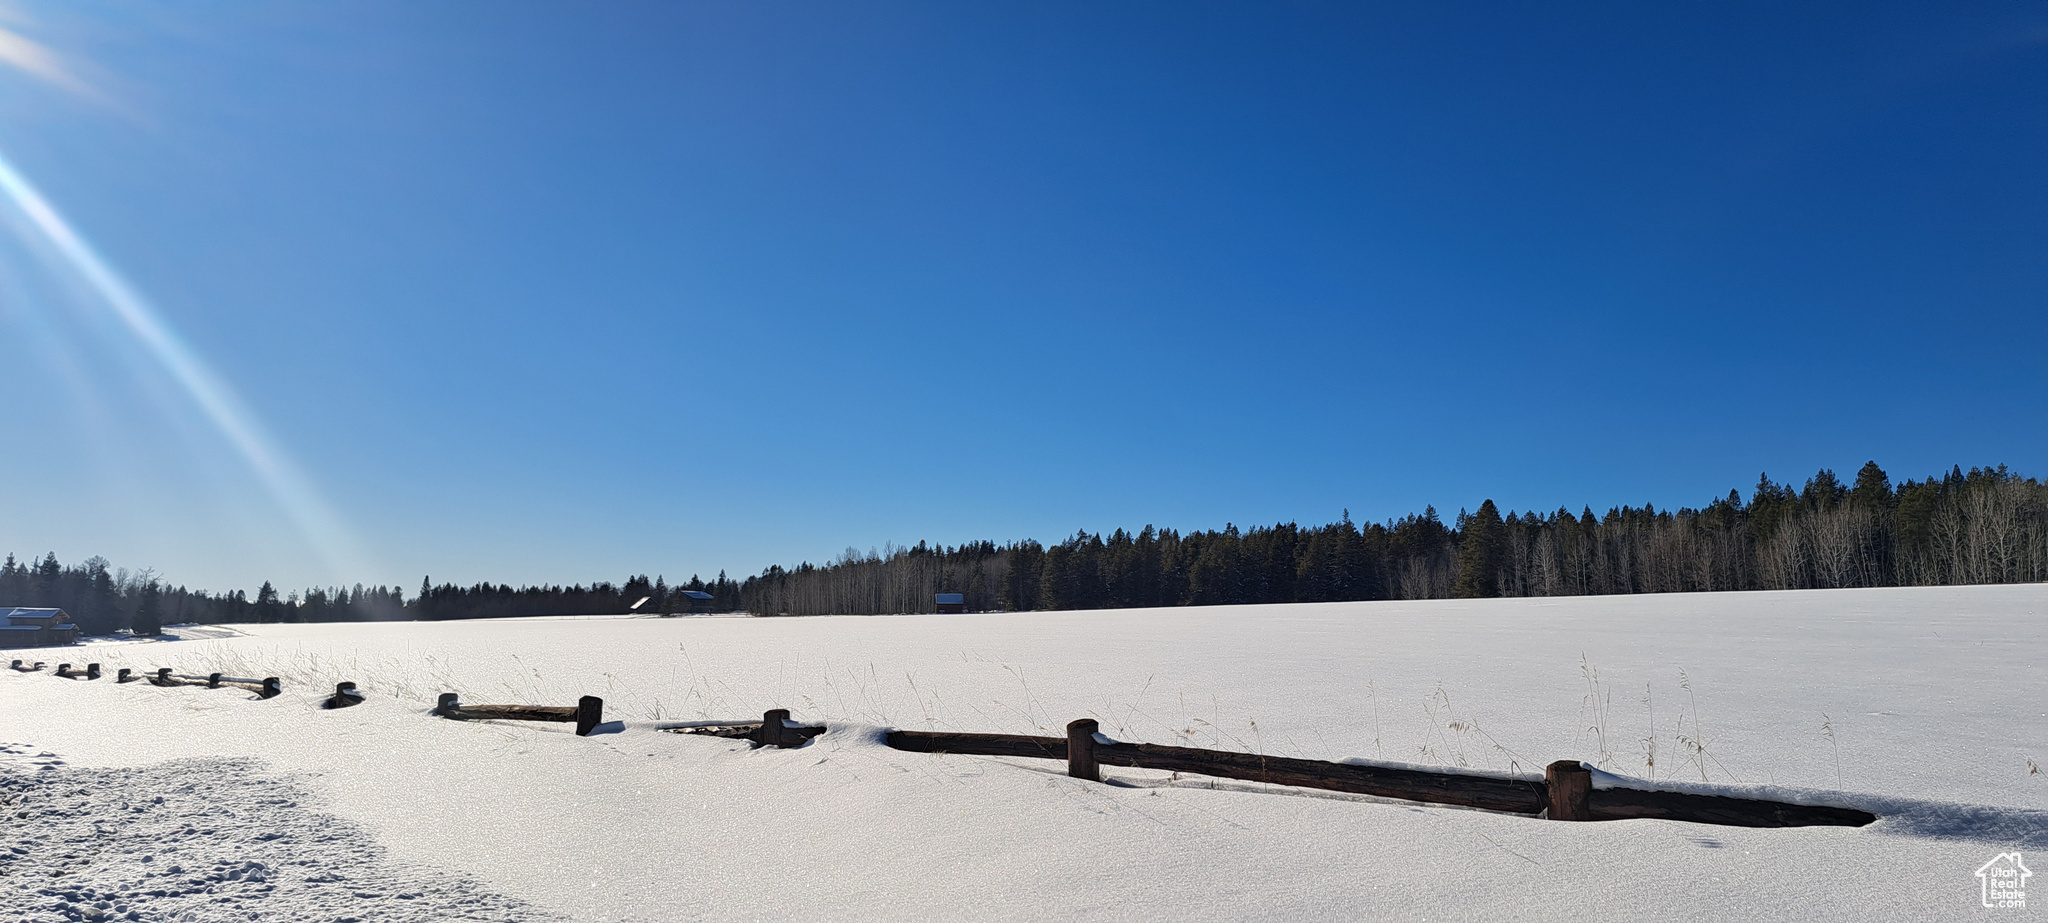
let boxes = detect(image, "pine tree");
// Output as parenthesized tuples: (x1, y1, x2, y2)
(0, 553, 26, 605)
(255, 581, 282, 623)
(1850, 461, 1895, 510)
(1453, 499, 1505, 598)
(133, 581, 163, 636)
(1802, 468, 1847, 510)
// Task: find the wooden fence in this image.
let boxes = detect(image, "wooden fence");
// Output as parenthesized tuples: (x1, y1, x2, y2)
(5, 660, 280, 698)
(3, 664, 1876, 829)
(648, 711, 1872, 828)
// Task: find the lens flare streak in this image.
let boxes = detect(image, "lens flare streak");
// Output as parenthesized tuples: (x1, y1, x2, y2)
(0, 146, 365, 578)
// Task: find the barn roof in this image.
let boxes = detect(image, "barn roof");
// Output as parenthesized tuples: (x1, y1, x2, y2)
(4, 607, 69, 624)
(678, 590, 715, 600)
(935, 593, 964, 605)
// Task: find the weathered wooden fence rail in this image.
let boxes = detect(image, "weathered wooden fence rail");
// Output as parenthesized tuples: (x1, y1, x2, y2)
(434, 692, 605, 736)
(1073, 718, 1548, 813)
(1542, 760, 1873, 827)
(10, 659, 46, 672)
(662, 708, 829, 747)
(884, 729, 1068, 760)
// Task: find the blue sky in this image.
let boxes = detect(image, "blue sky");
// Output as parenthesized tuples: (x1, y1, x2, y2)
(0, 1, 2042, 594)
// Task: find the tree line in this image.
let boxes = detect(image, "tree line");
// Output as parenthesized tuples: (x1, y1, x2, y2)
(3, 461, 2042, 632)
(739, 462, 2047, 614)
(0, 553, 741, 636)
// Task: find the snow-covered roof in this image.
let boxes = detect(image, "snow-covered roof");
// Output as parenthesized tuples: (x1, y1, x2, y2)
(4, 607, 68, 624)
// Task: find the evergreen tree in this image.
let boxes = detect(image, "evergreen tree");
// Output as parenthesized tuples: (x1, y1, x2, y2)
(1453, 499, 1505, 598)
(133, 581, 163, 636)
(254, 581, 282, 623)
(1896, 479, 1941, 551)
(80, 557, 120, 634)
(1850, 461, 1895, 510)
(34, 553, 62, 605)
(0, 554, 24, 604)
(1802, 468, 1847, 510)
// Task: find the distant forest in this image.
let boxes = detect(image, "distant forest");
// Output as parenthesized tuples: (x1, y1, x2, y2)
(742, 463, 2048, 615)
(0, 561, 742, 637)
(3, 462, 2044, 633)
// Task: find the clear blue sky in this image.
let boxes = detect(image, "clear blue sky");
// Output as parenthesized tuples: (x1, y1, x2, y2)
(0, 2, 2042, 594)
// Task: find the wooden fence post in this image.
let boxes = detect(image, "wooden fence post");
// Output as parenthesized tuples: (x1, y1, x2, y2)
(1546, 760, 1592, 821)
(1067, 719, 1100, 782)
(260, 677, 282, 699)
(117, 668, 133, 683)
(576, 696, 604, 736)
(760, 708, 792, 747)
(436, 692, 459, 715)
(156, 667, 172, 684)
(207, 672, 223, 689)
(326, 681, 362, 709)
(57, 663, 72, 676)
(86, 663, 101, 680)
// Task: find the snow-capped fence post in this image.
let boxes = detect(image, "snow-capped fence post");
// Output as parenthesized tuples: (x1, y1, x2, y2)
(326, 682, 364, 709)
(1545, 760, 1591, 821)
(575, 696, 604, 736)
(758, 709, 793, 747)
(1066, 719, 1100, 782)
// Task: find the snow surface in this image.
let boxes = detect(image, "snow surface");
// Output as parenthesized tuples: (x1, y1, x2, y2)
(0, 744, 551, 922)
(3, 584, 2046, 921)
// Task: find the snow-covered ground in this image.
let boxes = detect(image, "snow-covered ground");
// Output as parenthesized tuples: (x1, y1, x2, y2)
(3, 585, 2044, 921)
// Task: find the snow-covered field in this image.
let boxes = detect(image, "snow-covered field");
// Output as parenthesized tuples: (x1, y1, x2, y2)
(3, 585, 2044, 921)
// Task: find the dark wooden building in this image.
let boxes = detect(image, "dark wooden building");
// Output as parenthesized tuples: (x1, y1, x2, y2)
(0, 608, 80, 648)
(934, 593, 966, 614)
(677, 590, 716, 615)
